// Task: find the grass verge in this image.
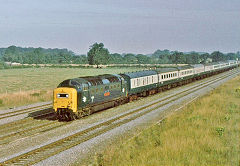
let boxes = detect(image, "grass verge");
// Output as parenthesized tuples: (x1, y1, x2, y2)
(93, 76, 240, 166)
(0, 90, 52, 109)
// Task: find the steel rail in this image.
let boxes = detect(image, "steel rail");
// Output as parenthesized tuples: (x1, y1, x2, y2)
(0, 104, 52, 120)
(0, 121, 69, 145)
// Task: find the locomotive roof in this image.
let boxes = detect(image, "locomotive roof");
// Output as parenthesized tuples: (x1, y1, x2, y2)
(122, 70, 157, 78)
(58, 74, 122, 88)
(80, 74, 122, 86)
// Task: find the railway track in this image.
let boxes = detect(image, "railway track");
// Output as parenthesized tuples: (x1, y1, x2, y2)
(0, 103, 52, 120)
(1, 69, 239, 166)
(0, 121, 70, 145)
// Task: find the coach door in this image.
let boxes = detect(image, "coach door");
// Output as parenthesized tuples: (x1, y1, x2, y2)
(121, 78, 127, 96)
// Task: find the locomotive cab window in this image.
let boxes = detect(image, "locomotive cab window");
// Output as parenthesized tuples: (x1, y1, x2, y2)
(57, 93, 69, 98)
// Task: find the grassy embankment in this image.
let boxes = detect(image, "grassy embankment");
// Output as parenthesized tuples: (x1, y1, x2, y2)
(93, 76, 240, 166)
(0, 67, 140, 110)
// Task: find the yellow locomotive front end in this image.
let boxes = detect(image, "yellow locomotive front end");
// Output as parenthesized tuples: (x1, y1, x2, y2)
(53, 87, 78, 120)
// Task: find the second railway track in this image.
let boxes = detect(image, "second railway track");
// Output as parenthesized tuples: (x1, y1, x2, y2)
(0, 103, 52, 120)
(1, 69, 239, 166)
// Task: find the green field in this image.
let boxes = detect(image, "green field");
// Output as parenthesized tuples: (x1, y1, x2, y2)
(0, 67, 141, 109)
(0, 67, 142, 94)
(94, 76, 240, 166)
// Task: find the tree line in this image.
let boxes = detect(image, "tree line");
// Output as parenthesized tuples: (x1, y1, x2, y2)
(0, 46, 87, 64)
(0, 44, 239, 66)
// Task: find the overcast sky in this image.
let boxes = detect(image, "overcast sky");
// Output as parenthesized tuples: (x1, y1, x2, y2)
(0, 0, 239, 54)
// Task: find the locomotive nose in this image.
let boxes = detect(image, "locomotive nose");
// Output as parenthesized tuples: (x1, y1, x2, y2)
(53, 87, 78, 113)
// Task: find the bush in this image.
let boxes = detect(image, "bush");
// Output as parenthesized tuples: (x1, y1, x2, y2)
(0, 99, 3, 106)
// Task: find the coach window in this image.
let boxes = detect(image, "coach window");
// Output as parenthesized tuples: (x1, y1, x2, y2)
(161, 75, 163, 80)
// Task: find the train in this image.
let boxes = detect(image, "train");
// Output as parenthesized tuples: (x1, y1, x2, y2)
(53, 60, 239, 121)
